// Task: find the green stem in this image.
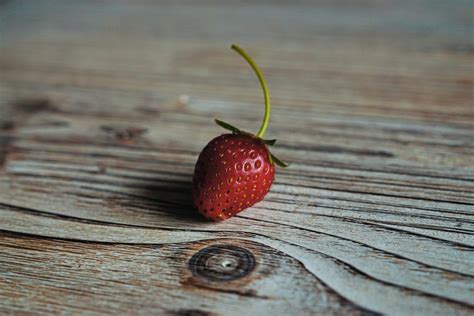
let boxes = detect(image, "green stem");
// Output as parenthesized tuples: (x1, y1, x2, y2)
(231, 44, 270, 138)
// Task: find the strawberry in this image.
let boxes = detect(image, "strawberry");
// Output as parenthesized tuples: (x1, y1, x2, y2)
(192, 44, 288, 221)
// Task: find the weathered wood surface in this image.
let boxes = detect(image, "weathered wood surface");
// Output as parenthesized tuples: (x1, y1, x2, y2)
(0, 0, 473, 315)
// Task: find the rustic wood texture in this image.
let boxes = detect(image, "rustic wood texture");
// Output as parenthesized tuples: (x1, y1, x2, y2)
(0, 0, 473, 315)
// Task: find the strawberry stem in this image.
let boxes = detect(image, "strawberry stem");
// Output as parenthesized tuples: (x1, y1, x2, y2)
(231, 44, 270, 138)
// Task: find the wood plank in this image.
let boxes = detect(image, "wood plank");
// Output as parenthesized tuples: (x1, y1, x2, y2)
(0, 0, 473, 315)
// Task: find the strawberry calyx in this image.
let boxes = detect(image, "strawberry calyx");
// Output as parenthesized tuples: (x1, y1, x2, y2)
(214, 118, 289, 167)
(214, 118, 274, 144)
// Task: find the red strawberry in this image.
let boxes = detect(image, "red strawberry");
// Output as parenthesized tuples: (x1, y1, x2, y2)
(192, 44, 288, 221)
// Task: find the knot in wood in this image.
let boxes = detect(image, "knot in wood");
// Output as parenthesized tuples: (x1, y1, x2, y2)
(189, 244, 255, 281)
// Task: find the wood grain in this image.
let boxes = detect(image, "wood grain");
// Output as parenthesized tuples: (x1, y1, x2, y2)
(0, 0, 473, 315)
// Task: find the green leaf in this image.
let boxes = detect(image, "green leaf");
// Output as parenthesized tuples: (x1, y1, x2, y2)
(215, 119, 241, 134)
(262, 139, 277, 146)
(270, 153, 290, 168)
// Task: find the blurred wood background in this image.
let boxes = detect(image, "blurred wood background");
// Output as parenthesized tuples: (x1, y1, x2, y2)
(0, 0, 473, 315)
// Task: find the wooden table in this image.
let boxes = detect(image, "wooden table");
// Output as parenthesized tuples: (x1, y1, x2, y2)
(1, 1, 473, 315)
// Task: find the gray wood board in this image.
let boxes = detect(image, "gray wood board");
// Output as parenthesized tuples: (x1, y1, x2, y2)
(0, 0, 473, 315)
